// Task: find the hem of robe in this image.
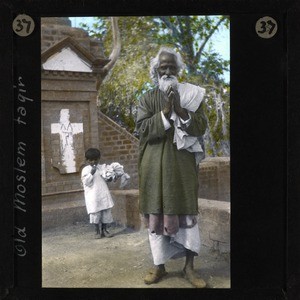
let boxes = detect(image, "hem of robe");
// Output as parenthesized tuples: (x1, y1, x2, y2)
(143, 214, 198, 236)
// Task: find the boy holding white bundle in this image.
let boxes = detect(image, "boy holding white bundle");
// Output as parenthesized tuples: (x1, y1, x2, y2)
(81, 148, 130, 239)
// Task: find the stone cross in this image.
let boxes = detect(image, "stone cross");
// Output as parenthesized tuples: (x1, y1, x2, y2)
(51, 109, 83, 173)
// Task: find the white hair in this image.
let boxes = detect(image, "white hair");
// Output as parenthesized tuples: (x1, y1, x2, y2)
(150, 47, 185, 86)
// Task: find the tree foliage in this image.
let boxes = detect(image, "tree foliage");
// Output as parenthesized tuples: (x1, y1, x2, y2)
(80, 15, 230, 156)
(152, 16, 229, 79)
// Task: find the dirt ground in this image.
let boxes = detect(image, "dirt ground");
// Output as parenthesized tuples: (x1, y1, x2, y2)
(42, 222, 230, 289)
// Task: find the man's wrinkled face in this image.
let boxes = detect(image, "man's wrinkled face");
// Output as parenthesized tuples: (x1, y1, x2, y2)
(157, 52, 179, 78)
(157, 52, 179, 92)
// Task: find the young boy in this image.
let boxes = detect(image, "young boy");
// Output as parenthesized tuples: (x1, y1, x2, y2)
(81, 148, 114, 239)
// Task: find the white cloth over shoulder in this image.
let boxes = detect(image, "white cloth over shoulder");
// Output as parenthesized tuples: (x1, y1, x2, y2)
(170, 83, 205, 164)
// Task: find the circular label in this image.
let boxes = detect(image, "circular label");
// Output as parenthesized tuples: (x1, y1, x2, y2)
(255, 16, 278, 39)
(13, 14, 35, 37)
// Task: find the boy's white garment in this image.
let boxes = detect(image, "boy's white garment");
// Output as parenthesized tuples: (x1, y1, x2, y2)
(81, 164, 114, 214)
(89, 209, 113, 224)
(148, 216, 201, 265)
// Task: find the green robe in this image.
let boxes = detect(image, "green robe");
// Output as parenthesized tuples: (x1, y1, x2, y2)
(136, 86, 207, 215)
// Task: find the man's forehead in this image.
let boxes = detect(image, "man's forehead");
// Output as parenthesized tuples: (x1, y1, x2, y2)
(159, 52, 177, 63)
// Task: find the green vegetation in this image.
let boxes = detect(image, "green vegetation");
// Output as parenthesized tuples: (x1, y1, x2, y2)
(80, 16, 230, 156)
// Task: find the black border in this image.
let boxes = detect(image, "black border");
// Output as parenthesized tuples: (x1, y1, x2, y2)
(287, 1, 300, 299)
(1, 0, 296, 299)
(0, 2, 14, 297)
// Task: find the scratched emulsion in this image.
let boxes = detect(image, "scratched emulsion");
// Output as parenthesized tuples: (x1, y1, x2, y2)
(51, 109, 83, 173)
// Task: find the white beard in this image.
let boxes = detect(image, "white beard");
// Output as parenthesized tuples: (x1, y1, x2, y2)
(158, 75, 179, 93)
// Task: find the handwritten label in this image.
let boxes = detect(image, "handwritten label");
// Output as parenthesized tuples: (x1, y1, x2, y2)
(255, 16, 278, 39)
(14, 77, 34, 126)
(13, 76, 33, 257)
(13, 14, 35, 37)
(14, 226, 27, 257)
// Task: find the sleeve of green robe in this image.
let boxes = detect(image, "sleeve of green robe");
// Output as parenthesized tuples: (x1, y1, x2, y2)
(136, 92, 167, 144)
(184, 101, 208, 137)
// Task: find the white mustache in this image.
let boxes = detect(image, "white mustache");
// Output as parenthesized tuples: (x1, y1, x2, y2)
(158, 75, 178, 93)
(160, 75, 177, 81)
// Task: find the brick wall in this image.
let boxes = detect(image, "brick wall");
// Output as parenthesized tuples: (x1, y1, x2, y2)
(199, 157, 230, 202)
(98, 111, 139, 189)
(198, 198, 230, 253)
(110, 190, 141, 230)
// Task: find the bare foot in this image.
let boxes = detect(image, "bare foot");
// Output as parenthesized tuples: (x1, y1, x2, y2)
(144, 267, 168, 285)
(183, 268, 206, 288)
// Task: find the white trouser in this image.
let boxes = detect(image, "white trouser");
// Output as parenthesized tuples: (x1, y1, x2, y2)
(148, 224, 201, 265)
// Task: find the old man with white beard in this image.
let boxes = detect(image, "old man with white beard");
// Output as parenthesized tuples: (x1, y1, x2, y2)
(136, 47, 208, 287)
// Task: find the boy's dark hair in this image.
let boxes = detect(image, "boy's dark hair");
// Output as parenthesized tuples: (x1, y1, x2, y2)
(85, 148, 101, 160)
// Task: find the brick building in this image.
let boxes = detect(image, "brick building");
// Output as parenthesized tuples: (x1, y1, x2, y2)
(41, 17, 139, 223)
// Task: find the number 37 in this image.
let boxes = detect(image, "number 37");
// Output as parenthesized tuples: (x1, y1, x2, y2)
(15, 18, 32, 34)
(257, 20, 276, 35)
(13, 14, 35, 36)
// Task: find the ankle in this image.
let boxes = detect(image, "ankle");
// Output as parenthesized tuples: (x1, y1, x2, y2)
(94, 224, 100, 234)
(156, 264, 165, 271)
(183, 266, 194, 273)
